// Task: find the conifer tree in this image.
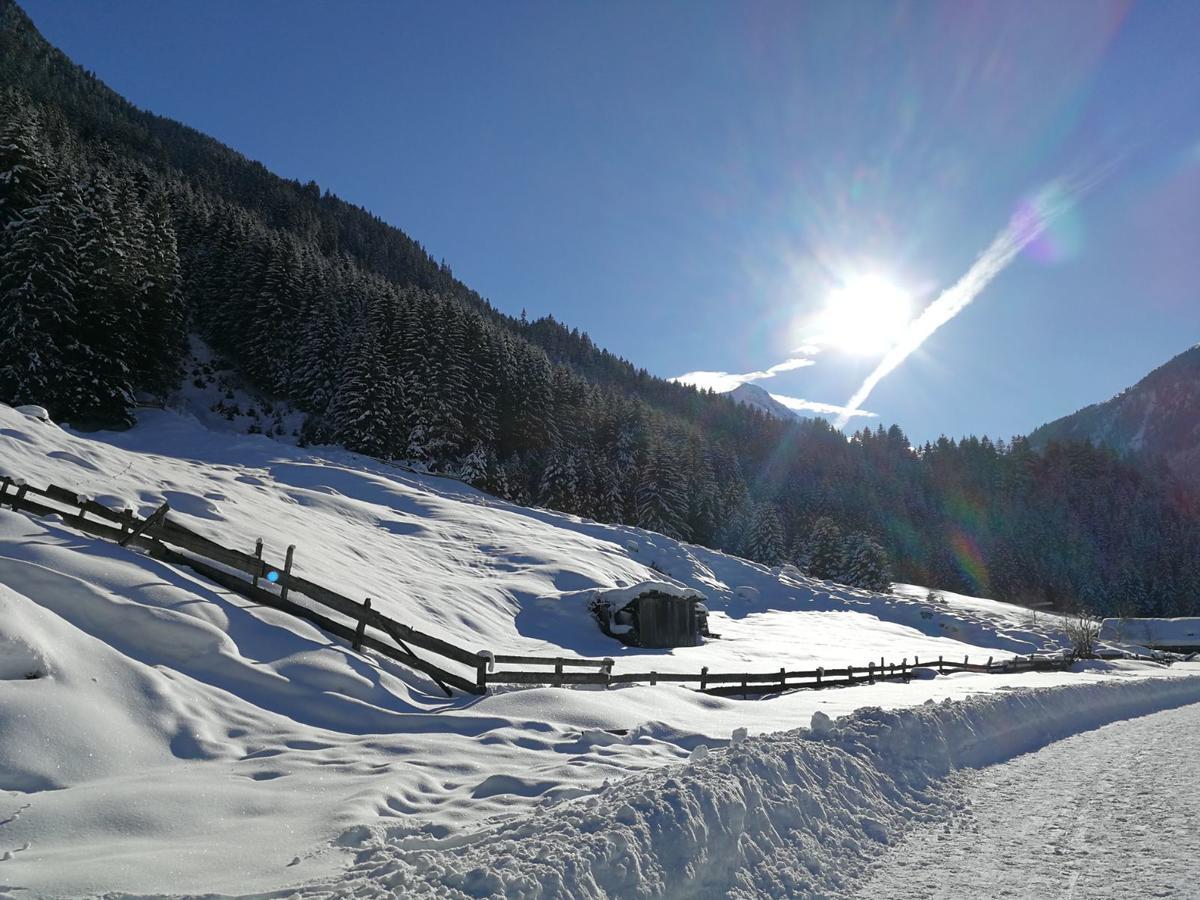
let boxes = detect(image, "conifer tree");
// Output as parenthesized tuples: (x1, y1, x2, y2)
(838, 532, 893, 591)
(0, 181, 79, 414)
(744, 502, 786, 565)
(805, 517, 845, 581)
(635, 442, 686, 539)
(327, 327, 397, 458)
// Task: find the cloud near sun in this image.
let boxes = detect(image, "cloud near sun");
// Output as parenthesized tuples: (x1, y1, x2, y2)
(677, 172, 1102, 429)
(672, 348, 879, 421)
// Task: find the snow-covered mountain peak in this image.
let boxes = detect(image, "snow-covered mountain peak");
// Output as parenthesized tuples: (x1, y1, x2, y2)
(728, 383, 802, 421)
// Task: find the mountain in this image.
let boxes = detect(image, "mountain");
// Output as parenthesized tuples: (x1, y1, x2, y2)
(728, 383, 803, 421)
(1029, 344, 1200, 481)
(3, 0, 1200, 615)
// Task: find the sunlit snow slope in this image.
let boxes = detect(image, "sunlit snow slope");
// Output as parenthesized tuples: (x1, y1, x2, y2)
(0, 399, 1167, 896)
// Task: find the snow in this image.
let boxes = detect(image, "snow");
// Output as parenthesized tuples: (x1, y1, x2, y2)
(12, 405, 48, 422)
(853, 698, 1200, 898)
(595, 580, 703, 615)
(284, 672, 1200, 898)
(1100, 617, 1200, 650)
(1, 398, 1198, 895)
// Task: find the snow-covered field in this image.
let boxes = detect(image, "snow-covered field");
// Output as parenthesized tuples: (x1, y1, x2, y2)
(1, 398, 1198, 897)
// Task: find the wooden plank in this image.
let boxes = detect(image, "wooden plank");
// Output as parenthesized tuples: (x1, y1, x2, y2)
(490, 654, 614, 668)
(375, 617, 454, 698)
(119, 502, 170, 547)
(157, 520, 263, 575)
(487, 670, 610, 686)
(79, 498, 125, 524)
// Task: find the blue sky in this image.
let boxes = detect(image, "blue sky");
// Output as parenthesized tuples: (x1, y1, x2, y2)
(23, 0, 1200, 443)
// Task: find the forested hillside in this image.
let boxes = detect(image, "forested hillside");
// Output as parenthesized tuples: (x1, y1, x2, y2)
(2, 0, 1198, 616)
(1030, 344, 1200, 482)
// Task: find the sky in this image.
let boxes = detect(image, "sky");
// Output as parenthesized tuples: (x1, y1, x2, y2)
(21, 0, 1200, 443)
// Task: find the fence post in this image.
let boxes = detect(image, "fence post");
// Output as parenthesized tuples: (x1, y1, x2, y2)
(353, 598, 371, 651)
(280, 544, 295, 602)
(0, 476, 10, 506)
(555, 658, 564, 687)
(816, 666, 823, 686)
(938, 655, 944, 675)
(779, 667, 786, 690)
(252, 539, 264, 588)
(847, 665, 854, 684)
(13, 482, 28, 509)
(868, 662, 875, 684)
(650, 671, 657, 686)
(475, 655, 488, 692)
(741, 674, 748, 698)
(964, 655, 969, 666)
(700, 666, 709, 691)
(987, 656, 993, 671)
(120, 507, 133, 538)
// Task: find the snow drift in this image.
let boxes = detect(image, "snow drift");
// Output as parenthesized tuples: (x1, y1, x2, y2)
(303, 675, 1200, 898)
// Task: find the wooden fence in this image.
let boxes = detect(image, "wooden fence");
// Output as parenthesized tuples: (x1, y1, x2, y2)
(0, 476, 1072, 699)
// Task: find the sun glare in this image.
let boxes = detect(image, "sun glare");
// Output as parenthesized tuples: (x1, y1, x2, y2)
(816, 274, 912, 356)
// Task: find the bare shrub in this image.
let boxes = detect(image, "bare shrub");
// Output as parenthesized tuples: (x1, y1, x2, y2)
(1063, 608, 1102, 660)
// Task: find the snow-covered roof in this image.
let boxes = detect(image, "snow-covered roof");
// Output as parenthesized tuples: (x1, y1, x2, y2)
(595, 580, 705, 615)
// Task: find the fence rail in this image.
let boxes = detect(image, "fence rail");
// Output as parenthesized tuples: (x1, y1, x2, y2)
(0, 475, 1074, 699)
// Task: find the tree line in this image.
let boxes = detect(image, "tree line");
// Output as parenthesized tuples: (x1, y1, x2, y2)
(2, 70, 1199, 617)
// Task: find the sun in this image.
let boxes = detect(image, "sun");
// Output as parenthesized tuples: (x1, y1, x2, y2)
(815, 274, 912, 356)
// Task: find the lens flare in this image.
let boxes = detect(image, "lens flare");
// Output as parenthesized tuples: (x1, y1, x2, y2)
(1012, 182, 1084, 264)
(815, 274, 912, 356)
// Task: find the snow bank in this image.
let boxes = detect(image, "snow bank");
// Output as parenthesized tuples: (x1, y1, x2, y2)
(1100, 617, 1200, 650)
(306, 676, 1200, 898)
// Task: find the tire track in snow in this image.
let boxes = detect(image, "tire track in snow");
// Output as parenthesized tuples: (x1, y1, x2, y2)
(850, 700, 1200, 899)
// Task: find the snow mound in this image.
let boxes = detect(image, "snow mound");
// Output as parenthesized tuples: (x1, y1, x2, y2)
(1100, 617, 1200, 650)
(14, 404, 51, 422)
(302, 676, 1200, 898)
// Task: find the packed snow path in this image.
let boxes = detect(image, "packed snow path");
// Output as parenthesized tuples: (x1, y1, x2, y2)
(851, 700, 1200, 899)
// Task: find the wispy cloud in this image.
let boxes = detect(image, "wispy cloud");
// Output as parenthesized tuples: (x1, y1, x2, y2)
(770, 393, 877, 420)
(673, 348, 820, 393)
(834, 180, 1094, 428)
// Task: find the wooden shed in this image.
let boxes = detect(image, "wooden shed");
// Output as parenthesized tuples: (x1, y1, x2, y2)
(593, 586, 709, 648)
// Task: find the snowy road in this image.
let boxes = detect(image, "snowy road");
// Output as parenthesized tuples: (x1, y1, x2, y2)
(851, 700, 1200, 899)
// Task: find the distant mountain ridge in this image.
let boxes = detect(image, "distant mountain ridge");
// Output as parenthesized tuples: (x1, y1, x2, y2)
(728, 383, 803, 421)
(1029, 344, 1200, 480)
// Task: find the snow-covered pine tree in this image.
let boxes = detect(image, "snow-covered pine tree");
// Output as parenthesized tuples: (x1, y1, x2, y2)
(246, 234, 302, 393)
(459, 309, 498, 453)
(538, 449, 578, 512)
(456, 442, 491, 488)
(635, 441, 686, 539)
(327, 325, 398, 458)
(0, 180, 79, 414)
(132, 192, 186, 399)
(593, 458, 625, 524)
(837, 532, 893, 591)
(70, 167, 138, 425)
(0, 101, 49, 232)
(805, 517, 845, 581)
(685, 447, 720, 546)
(294, 277, 345, 417)
(744, 502, 786, 565)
